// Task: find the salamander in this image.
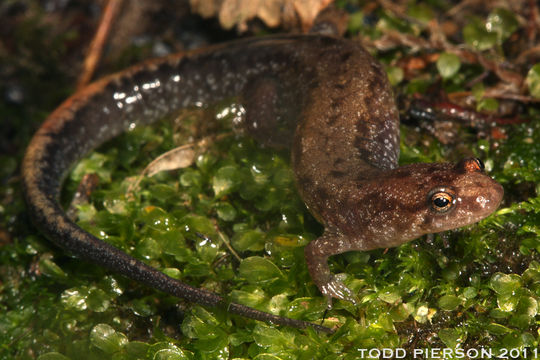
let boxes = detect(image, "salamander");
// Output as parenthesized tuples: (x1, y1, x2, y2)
(21, 34, 504, 333)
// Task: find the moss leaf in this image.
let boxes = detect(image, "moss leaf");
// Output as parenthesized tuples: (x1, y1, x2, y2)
(437, 53, 461, 79)
(438, 328, 463, 348)
(212, 165, 241, 197)
(438, 294, 461, 311)
(89, 323, 128, 354)
(486, 8, 518, 43)
(238, 256, 284, 284)
(489, 273, 522, 296)
(526, 63, 540, 98)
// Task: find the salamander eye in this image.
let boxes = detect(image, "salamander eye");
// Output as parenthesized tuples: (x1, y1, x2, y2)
(428, 188, 456, 213)
(474, 158, 485, 171)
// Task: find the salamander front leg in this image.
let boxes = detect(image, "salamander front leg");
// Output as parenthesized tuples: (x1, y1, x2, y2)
(304, 231, 358, 308)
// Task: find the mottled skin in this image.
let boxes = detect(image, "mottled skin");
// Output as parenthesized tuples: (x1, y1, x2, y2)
(22, 35, 504, 332)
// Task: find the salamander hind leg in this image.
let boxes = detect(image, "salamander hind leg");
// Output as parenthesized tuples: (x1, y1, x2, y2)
(304, 231, 359, 308)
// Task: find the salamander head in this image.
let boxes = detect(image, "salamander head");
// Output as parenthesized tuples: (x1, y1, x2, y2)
(347, 158, 504, 249)
(389, 158, 504, 241)
(422, 158, 503, 230)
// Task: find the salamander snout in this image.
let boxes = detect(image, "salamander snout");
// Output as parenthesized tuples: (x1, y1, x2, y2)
(455, 157, 504, 217)
(475, 177, 504, 213)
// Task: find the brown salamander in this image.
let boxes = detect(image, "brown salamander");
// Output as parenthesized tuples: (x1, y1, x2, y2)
(22, 35, 504, 333)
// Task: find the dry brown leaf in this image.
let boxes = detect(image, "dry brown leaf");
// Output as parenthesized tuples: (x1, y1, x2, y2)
(190, 0, 334, 32)
(126, 133, 232, 197)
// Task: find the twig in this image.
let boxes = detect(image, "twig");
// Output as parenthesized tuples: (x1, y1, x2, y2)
(76, 0, 124, 90)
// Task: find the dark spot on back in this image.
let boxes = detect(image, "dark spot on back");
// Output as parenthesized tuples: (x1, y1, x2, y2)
(157, 62, 175, 77)
(334, 82, 346, 90)
(330, 170, 346, 178)
(333, 157, 344, 167)
(366, 76, 381, 96)
(314, 186, 331, 206)
(340, 51, 353, 63)
(131, 66, 161, 87)
(326, 114, 339, 126)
